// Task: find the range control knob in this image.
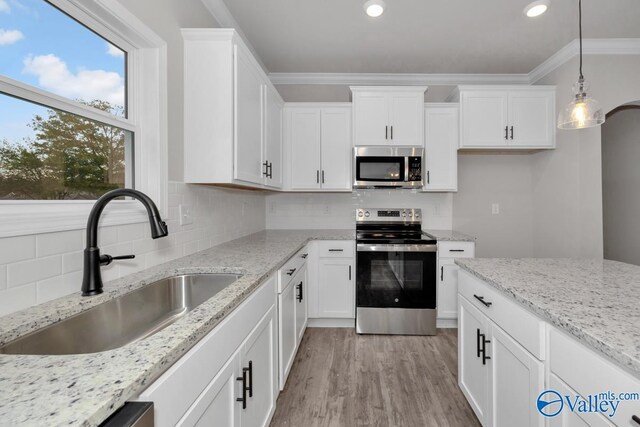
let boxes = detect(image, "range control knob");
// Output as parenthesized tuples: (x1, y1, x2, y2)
(364, 211, 370, 217)
(409, 212, 413, 217)
(415, 212, 420, 218)
(402, 212, 407, 217)
(358, 211, 364, 217)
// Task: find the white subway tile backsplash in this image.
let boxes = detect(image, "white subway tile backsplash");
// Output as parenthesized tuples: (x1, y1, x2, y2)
(0, 235, 36, 264)
(0, 284, 36, 317)
(36, 230, 82, 257)
(7, 256, 62, 288)
(0, 182, 266, 316)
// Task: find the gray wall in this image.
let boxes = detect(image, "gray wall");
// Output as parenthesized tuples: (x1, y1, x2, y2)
(602, 107, 640, 265)
(453, 154, 534, 258)
(118, 0, 219, 182)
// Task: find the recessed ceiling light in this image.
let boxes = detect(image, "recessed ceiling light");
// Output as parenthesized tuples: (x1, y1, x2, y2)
(524, 0, 550, 18)
(364, 0, 385, 18)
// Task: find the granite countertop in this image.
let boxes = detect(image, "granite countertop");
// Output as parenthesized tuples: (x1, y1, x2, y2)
(0, 230, 354, 427)
(456, 258, 640, 377)
(424, 229, 476, 242)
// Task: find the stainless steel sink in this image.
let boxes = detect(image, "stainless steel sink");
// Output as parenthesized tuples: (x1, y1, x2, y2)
(0, 273, 242, 356)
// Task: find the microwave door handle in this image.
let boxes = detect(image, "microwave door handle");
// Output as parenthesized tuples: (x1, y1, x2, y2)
(405, 157, 409, 183)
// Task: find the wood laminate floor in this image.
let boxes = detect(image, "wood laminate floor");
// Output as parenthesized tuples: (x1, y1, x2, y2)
(270, 328, 481, 427)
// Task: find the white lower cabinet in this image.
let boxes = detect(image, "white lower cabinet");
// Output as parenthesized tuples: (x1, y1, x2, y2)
(136, 275, 278, 427)
(548, 374, 615, 427)
(278, 276, 297, 389)
(294, 263, 308, 343)
(437, 241, 475, 324)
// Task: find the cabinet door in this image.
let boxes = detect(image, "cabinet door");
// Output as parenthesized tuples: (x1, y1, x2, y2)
(278, 282, 297, 390)
(320, 108, 351, 190)
(548, 374, 614, 427)
(287, 108, 321, 189)
(353, 92, 389, 146)
(508, 91, 555, 148)
(424, 106, 458, 192)
(264, 85, 283, 188)
(459, 296, 490, 424)
(437, 258, 459, 320)
(177, 352, 241, 427)
(241, 305, 277, 427)
(460, 91, 509, 148)
(317, 258, 354, 318)
(234, 46, 264, 184)
(488, 323, 544, 427)
(389, 92, 424, 146)
(294, 264, 308, 344)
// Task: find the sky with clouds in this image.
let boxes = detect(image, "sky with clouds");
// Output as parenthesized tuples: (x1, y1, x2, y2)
(0, 0, 125, 143)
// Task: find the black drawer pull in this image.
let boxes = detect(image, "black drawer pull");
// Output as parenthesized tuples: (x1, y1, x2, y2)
(632, 415, 640, 425)
(328, 249, 343, 252)
(476, 328, 482, 358)
(301, 253, 308, 259)
(286, 268, 296, 276)
(474, 294, 492, 307)
(449, 249, 465, 252)
(297, 282, 303, 302)
(440, 266, 444, 281)
(481, 335, 491, 365)
(247, 361, 253, 398)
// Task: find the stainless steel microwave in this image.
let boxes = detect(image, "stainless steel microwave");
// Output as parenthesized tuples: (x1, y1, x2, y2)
(353, 147, 424, 189)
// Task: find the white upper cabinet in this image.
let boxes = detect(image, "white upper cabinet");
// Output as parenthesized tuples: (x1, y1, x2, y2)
(458, 86, 555, 150)
(423, 104, 459, 192)
(182, 29, 284, 189)
(284, 104, 351, 191)
(351, 86, 427, 147)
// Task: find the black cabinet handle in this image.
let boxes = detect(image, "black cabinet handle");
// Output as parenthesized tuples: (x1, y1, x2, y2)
(440, 266, 444, 281)
(385, 125, 388, 140)
(476, 328, 482, 358)
(632, 415, 640, 425)
(481, 335, 491, 365)
(301, 253, 308, 259)
(427, 171, 430, 184)
(504, 126, 509, 140)
(474, 294, 493, 307)
(449, 249, 465, 253)
(328, 249, 343, 252)
(286, 268, 297, 276)
(390, 125, 393, 140)
(510, 126, 514, 140)
(349, 265, 352, 280)
(297, 281, 303, 302)
(247, 361, 253, 398)
(267, 162, 273, 179)
(236, 369, 247, 409)
(316, 170, 320, 184)
(322, 170, 325, 184)
(262, 161, 269, 177)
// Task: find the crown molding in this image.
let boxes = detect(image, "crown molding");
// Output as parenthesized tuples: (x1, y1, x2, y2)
(528, 38, 640, 83)
(199, 0, 268, 73)
(269, 72, 530, 86)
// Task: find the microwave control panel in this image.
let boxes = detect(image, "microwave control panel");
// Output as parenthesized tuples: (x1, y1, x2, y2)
(408, 156, 422, 182)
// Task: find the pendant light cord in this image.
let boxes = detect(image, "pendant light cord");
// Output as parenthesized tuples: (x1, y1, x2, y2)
(579, 0, 583, 79)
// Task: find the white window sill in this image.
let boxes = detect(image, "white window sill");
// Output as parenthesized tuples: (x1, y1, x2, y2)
(0, 201, 149, 238)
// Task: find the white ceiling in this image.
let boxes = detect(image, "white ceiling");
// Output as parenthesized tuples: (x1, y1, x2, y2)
(220, 0, 640, 74)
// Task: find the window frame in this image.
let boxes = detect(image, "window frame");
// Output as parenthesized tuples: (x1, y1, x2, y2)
(0, 0, 168, 238)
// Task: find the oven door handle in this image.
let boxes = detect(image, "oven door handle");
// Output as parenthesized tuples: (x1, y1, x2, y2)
(357, 244, 437, 253)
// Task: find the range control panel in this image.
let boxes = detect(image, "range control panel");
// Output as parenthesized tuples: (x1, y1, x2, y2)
(356, 208, 422, 223)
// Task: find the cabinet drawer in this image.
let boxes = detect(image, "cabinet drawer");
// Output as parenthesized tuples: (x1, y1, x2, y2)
(458, 270, 544, 359)
(278, 247, 308, 293)
(316, 240, 354, 258)
(549, 327, 640, 426)
(439, 241, 475, 258)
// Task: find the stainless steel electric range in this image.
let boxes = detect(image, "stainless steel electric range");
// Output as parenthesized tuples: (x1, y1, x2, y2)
(355, 208, 437, 335)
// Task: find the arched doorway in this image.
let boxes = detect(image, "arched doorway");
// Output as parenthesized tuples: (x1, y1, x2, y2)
(602, 102, 640, 265)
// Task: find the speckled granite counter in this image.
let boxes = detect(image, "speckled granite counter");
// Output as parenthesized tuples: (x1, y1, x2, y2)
(0, 230, 354, 427)
(424, 229, 476, 242)
(456, 258, 640, 377)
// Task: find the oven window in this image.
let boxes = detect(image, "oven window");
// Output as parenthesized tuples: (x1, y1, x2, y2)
(356, 157, 405, 182)
(357, 250, 436, 309)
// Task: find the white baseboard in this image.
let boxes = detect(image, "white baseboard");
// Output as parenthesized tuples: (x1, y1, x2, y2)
(437, 318, 458, 329)
(307, 318, 355, 328)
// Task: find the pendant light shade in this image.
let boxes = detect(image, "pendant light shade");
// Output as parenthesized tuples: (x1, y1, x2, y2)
(557, 0, 605, 130)
(557, 78, 605, 129)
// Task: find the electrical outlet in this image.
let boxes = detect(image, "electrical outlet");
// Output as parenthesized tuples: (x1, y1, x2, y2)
(179, 205, 193, 225)
(492, 203, 500, 215)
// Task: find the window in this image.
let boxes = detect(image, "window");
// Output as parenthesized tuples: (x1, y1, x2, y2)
(0, 0, 167, 236)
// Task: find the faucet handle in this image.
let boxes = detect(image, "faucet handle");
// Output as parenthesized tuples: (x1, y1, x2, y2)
(100, 254, 135, 266)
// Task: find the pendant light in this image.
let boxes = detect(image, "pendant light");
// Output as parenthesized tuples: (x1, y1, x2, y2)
(557, 0, 605, 130)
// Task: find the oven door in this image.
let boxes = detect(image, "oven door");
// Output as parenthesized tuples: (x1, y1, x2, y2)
(354, 156, 406, 187)
(356, 244, 437, 309)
